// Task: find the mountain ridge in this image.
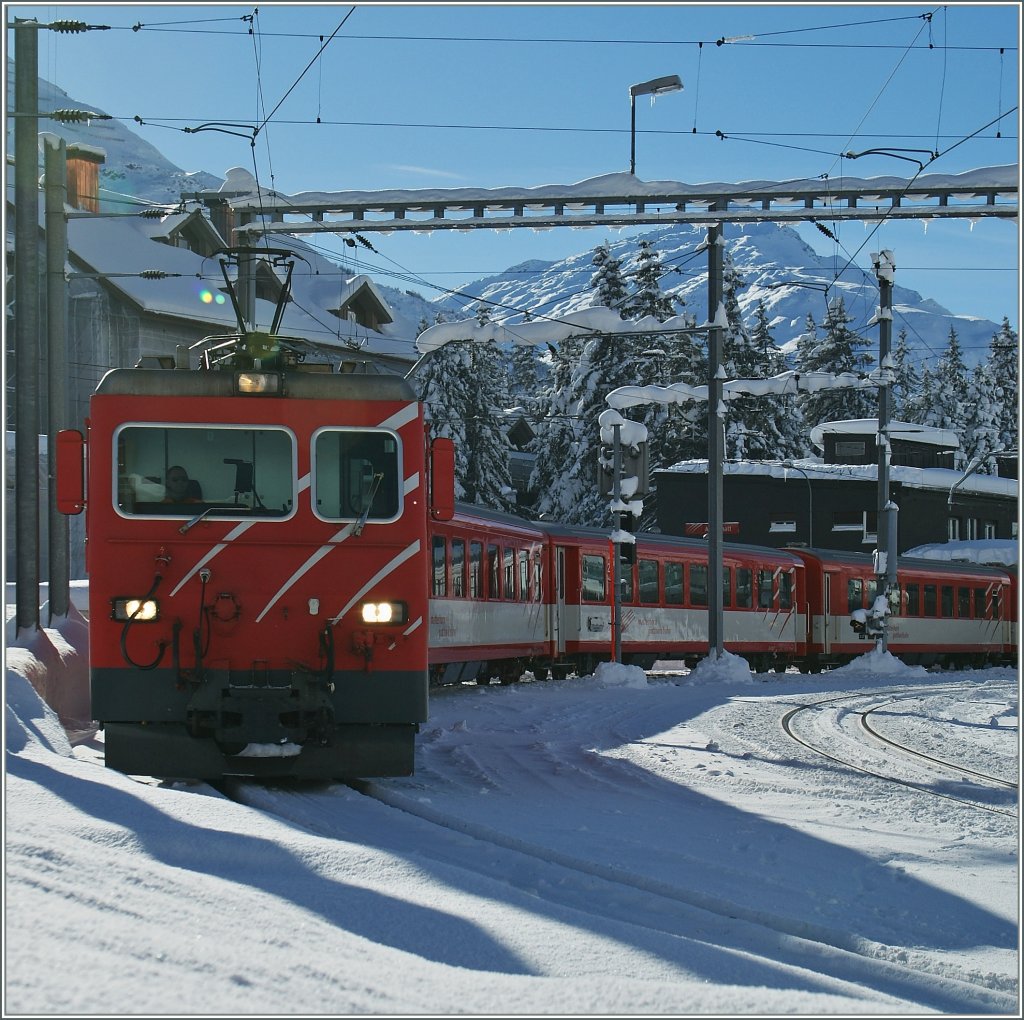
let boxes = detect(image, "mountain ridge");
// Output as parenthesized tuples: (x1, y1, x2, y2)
(10, 63, 1004, 368)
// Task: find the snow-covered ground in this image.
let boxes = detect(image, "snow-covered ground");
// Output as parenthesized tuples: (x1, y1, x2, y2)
(5, 620, 1019, 1015)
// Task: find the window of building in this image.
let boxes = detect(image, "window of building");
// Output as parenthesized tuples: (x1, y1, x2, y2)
(967, 518, 979, 540)
(639, 559, 659, 604)
(582, 555, 606, 602)
(769, 518, 797, 533)
(832, 510, 863, 531)
(947, 517, 961, 541)
(832, 509, 877, 542)
(835, 440, 866, 457)
(665, 562, 683, 605)
(983, 520, 998, 539)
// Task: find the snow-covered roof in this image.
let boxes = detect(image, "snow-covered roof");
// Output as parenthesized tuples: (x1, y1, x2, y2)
(809, 419, 960, 450)
(661, 458, 1018, 499)
(63, 213, 418, 362)
(903, 540, 1019, 566)
(206, 165, 1019, 210)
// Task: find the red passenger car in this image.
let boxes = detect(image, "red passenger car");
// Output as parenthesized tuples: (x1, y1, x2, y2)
(790, 548, 1015, 669)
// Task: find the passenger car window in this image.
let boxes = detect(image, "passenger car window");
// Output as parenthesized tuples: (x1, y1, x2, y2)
(582, 555, 606, 602)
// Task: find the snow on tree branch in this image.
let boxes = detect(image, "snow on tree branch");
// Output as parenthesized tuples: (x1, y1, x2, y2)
(415, 307, 708, 354)
(606, 368, 893, 410)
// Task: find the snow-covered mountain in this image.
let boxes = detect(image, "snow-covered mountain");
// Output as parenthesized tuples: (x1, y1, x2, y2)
(11, 65, 1004, 367)
(429, 222, 1004, 368)
(6, 62, 224, 206)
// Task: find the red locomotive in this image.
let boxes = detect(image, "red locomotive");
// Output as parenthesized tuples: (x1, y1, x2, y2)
(57, 333, 456, 781)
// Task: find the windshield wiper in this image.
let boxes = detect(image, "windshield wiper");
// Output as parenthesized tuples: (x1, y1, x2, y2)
(179, 506, 216, 534)
(352, 473, 384, 536)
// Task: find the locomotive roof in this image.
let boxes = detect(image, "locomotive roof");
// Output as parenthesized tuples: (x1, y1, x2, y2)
(94, 367, 416, 401)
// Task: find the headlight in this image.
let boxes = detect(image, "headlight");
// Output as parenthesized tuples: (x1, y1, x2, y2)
(111, 598, 160, 622)
(360, 601, 407, 625)
(234, 371, 282, 395)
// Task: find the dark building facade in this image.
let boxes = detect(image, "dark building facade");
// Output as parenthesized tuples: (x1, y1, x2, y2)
(654, 422, 1018, 555)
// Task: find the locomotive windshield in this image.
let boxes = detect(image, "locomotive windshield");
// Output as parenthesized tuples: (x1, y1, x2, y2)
(313, 428, 401, 523)
(115, 424, 295, 518)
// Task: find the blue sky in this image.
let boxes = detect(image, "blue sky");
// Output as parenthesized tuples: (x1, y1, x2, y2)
(6, 2, 1021, 331)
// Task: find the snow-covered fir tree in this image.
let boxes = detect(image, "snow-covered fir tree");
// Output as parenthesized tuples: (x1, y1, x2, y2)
(463, 323, 517, 512)
(889, 327, 921, 421)
(720, 264, 804, 459)
(927, 325, 971, 464)
(748, 299, 807, 458)
(411, 337, 472, 502)
(622, 238, 680, 321)
(619, 238, 699, 471)
(960, 362, 1004, 474)
(903, 363, 938, 426)
(589, 241, 630, 312)
(530, 337, 586, 523)
(984, 317, 1018, 456)
(795, 296, 875, 427)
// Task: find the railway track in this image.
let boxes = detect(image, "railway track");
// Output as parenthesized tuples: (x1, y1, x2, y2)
(218, 773, 1015, 1014)
(780, 682, 1018, 818)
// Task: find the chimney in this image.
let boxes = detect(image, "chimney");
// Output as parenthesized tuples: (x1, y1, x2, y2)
(65, 143, 105, 212)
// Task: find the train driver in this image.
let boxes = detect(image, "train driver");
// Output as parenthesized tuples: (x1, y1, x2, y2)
(162, 466, 202, 503)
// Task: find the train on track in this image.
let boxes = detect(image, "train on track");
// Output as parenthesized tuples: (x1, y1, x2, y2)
(57, 333, 1017, 783)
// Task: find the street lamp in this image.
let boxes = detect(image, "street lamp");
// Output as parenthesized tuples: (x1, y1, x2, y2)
(629, 75, 683, 176)
(781, 461, 813, 547)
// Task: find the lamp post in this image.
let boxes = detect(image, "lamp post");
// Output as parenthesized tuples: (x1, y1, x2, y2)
(781, 462, 813, 547)
(629, 75, 683, 175)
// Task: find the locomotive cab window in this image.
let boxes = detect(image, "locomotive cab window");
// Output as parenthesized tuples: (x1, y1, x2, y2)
(313, 428, 401, 523)
(115, 424, 295, 518)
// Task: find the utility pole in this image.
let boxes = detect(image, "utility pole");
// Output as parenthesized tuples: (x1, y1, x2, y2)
(706, 212, 725, 658)
(44, 133, 70, 620)
(872, 249, 898, 651)
(13, 18, 41, 635)
(611, 422, 623, 663)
